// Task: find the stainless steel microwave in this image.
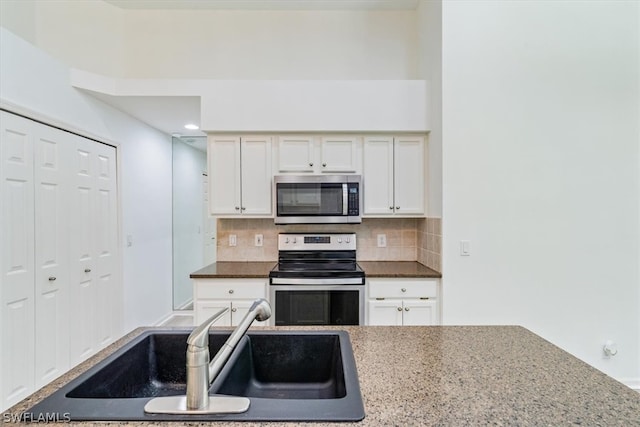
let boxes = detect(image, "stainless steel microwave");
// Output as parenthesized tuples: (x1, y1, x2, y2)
(274, 175, 362, 224)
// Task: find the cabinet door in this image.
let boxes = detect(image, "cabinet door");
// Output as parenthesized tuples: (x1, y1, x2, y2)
(240, 136, 272, 215)
(367, 300, 403, 326)
(231, 300, 270, 327)
(320, 136, 359, 173)
(363, 137, 394, 215)
(195, 300, 231, 326)
(208, 136, 241, 215)
(33, 124, 70, 388)
(393, 136, 424, 215)
(402, 300, 437, 326)
(0, 112, 36, 410)
(277, 136, 314, 173)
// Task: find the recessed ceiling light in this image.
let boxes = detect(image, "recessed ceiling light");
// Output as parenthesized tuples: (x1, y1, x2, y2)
(184, 123, 199, 130)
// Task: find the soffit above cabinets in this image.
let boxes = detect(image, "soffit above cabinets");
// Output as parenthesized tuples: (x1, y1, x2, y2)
(103, 0, 420, 11)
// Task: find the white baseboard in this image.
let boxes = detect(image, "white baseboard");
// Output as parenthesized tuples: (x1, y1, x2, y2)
(619, 378, 640, 392)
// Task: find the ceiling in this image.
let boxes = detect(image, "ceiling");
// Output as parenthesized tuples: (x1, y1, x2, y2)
(104, 0, 420, 10)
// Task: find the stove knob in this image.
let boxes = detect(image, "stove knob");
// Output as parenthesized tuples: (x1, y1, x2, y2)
(346, 237, 350, 243)
(292, 237, 297, 244)
(337, 238, 342, 243)
(285, 237, 290, 244)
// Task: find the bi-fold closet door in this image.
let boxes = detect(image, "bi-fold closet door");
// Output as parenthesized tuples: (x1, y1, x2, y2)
(0, 111, 120, 411)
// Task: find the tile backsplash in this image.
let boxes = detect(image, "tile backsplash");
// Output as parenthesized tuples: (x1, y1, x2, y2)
(217, 217, 442, 273)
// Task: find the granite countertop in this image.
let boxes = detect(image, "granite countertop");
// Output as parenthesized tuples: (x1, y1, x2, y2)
(358, 261, 441, 278)
(190, 261, 441, 279)
(190, 262, 276, 278)
(5, 326, 639, 426)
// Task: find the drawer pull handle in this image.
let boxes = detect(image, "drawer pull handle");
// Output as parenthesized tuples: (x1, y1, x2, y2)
(48, 276, 56, 281)
(228, 289, 234, 294)
(401, 288, 406, 292)
(84, 268, 91, 273)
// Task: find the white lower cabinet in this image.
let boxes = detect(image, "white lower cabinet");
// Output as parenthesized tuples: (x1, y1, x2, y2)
(366, 279, 439, 326)
(194, 279, 269, 326)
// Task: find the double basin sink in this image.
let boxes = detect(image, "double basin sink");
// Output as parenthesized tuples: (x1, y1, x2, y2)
(28, 330, 364, 422)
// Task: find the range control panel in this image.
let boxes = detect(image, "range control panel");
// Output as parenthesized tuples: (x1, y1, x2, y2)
(278, 233, 356, 251)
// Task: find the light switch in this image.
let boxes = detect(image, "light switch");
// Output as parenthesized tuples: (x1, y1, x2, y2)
(460, 240, 470, 256)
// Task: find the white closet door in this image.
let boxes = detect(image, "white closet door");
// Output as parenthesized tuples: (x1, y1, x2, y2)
(0, 112, 36, 410)
(68, 134, 99, 365)
(33, 124, 71, 388)
(93, 142, 118, 348)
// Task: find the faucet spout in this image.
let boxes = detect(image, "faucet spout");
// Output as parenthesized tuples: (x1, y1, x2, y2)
(185, 298, 271, 410)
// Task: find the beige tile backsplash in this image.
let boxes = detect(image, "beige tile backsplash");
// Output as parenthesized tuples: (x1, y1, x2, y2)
(217, 217, 442, 273)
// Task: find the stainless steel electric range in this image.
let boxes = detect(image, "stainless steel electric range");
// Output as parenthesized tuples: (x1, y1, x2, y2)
(269, 233, 365, 326)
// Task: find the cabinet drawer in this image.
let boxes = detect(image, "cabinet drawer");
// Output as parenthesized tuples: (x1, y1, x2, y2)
(368, 279, 437, 299)
(195, 279, 267, 299)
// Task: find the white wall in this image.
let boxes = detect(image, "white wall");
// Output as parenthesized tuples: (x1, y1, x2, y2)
(122, 9, 417, 79)
(441, 0, 639, 384)
(1, 1, 418, 80)
(0, 27, 174, 332)
(417, 0, 442, 216)
(172, 140, 206, 309)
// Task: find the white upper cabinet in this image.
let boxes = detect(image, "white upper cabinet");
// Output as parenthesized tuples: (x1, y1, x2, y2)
(363, 135, 425, 216)
(275, 135, 361, 174)
(277, 136, 315, 173)
(319, 136, 360, 173)
(208, 135, 272, 216)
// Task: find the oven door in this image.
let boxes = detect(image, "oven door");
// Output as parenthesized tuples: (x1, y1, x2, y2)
(270, 283, 364, 326)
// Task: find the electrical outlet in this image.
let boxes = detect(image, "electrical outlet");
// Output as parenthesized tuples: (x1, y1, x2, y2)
(255, 234, 263, 247)
(377, 234, 387, 248)
(229, 234, 237, 247)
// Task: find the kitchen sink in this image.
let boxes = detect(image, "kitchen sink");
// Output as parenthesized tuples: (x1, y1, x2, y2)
(26, 329, 364, 422)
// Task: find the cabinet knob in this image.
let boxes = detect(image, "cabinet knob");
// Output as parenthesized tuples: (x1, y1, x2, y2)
(405, 307, 410, 311)
(84, 268, 91, 273)
(322, 163, 327, 167)
(231, 307, 237, 312)
(401, 288, 406, 292)
(397, 307, 403, 311)
(228, 289, 234, 294)
(241, 207, 246, 211)
(389, 206, 394, 210)
(235, 206, 240, 210)
(48, 276, 56, 281)
(309, 162, 313, 167)
(396, 206, 400, 210)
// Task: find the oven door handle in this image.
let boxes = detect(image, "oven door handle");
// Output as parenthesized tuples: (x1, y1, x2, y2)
(270, 277, 364, 285)
(342, 183, 348, 216)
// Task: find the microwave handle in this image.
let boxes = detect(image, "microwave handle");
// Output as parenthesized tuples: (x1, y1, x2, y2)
(342, 183, 348, 216)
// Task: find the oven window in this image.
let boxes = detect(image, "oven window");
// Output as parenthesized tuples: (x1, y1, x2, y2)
(276, 183, 343, 216)
(274, 290, 360, 326)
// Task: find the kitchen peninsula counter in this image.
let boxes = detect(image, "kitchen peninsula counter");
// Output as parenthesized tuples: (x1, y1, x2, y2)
(5, 326, 639, 426)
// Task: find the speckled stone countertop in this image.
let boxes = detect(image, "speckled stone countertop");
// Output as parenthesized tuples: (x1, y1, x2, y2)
(358, 261, 441, 278)
(190, 262, 276, 278)
(5, 326, 639, 426)
(190, 261, 441, 279)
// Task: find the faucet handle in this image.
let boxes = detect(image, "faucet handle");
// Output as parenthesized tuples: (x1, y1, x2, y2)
(187, 307, 230, 349)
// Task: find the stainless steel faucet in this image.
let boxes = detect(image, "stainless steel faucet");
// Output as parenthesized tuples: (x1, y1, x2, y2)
(144, 298, 271, 415)
(185, 298, 271, 410)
